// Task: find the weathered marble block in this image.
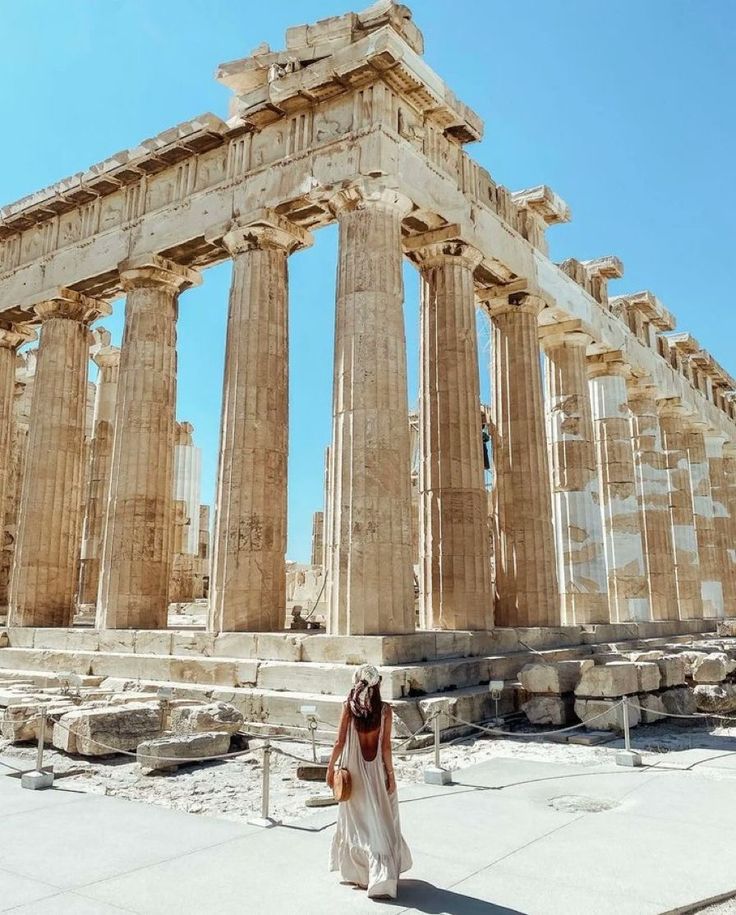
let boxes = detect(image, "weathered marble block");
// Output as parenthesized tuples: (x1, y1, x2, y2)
(53, 703, 163, 756)
(522, 695, 574, 726)
(693, 683, 736, 714)
(519, 660, 593, 695)
(137, 731, 231, 773)
(660, 687, 697, 720)
(575, 662, 638, 698)
(691, 654, 728, 684)
(574, 698, 639, 731)
(656, 656, 686, 688)
(634, 662, 661, 693)
(168, 702, 243, 736)
(638, 693, 666, 724)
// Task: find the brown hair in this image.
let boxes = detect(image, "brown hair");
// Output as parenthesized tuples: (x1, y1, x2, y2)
(347, 682, 383, 733)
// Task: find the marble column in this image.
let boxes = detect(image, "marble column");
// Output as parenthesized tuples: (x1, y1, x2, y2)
(627, 378, 679, 620)
(209, 212, 311, 633)
(587, 353, 650, 622)
(704, 431, 736, 616)
(0, 324, 34, 573)
(326, 185, 415, 635)
(78, 346, 120, 605)
(540, 328, 608, 625)
(490, 293, 559, 627)
(414, 238, 492, 630)
(685, 421, 723, 618)
(9, 291, 109, 627)
(97, 255, 199, 630)
(657, 399, 703, 619)
(723, 443, 736, 616)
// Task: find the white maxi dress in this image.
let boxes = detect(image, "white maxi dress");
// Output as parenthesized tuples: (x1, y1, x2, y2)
(329, 705, 412, 898)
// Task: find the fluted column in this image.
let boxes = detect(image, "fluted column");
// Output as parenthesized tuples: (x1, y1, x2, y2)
(705, 432, 736, 617)
(0, 323, 34, 577)
(587, 353, 650, 622)
(627, 379, 679, 620)
(490, 293, 558, 627)
(209, 212, 311, 632)
(97, 255, 199, 630)
(78, 346, 120, 605)
(326, 184, 415, 635)
(658, 399, 703, 619)
(685, 420, 723, 618)
(9, 292, 109, 627)
(413, 238, 492, 630)
(723, 444, 736, 615)
(540, 329, 608, 624)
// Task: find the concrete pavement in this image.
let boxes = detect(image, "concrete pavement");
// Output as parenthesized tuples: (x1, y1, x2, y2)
(2, 747, 736, 914)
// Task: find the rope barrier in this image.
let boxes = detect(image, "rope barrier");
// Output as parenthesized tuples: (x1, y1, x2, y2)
(625, 700, 736, 724)
(446, 700, 627, 738)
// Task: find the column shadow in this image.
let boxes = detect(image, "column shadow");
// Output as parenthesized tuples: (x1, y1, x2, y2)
(382, 879, 524, 914)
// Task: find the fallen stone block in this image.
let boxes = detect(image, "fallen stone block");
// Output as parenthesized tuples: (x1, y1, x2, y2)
(656, 656, 686, 688)
(716, 621, 736, 638)
(627, 650, 664, 662)
(574, 698, 639, 731)
(522, 695, 574, 727)
(53, 704, 163, 756)
(519, 660, 593, 696)
(634, 662, 661, 693)
(693, 684, 736, 715)
(137, 731, 231, 773)
(1, 701, 76, 743)
(574, 662, 638, 698)
(660, 687, 697, 722)
(638, 693, 666, 724)
(168, 702, 244, 736)
(296, 763, 329, 782)
(691, 654, 728, 684)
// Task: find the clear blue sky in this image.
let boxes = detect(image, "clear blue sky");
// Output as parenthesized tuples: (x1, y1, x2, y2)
(1, 1, 734, 562)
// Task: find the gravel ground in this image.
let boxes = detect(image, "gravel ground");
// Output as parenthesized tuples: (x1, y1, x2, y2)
(3, 721, 735, 825)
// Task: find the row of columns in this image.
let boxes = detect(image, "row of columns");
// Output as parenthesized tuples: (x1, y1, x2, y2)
(2, 181, 736, 633)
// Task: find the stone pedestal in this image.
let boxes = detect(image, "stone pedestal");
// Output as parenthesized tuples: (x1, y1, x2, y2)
(78, 346, 120, 605)
(587, 354, 650, 623)
(490, 293, 559, 627)
(705, 432, 736, 617)
(658, 399, 704, 620)
(685, 422, 723, 618)
(628, 379, 679, 621)
(9, 292, 109, 627)
(413, 237, 492, 630)
(541, 329, 608, 625)
(209, 211, 311, 633)
(97, 256, 199, 630)
(326, 185, 415, 636)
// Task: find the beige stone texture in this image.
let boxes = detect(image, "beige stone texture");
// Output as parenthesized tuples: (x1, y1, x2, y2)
(656, 655, 686, 688)
(490, 293, 559, 627)
(693, 683, 736, 714)
(325, 184, 415, 636)
(9, 292, 109, 628)
(53, 703, 163, 755)
(311, 511, 324, 568)
(690, 653, 728, 684)
(588, 355, 650, 623)
(168, 702, 243, 735)
(411, 234, 491, 630)
(137, 731, 231, 773)
(634, 661, 661, 692)
(705, 433, 736, 618)
(685, 422, 724, 618)
(574, 661, 638, 697)
(628, 380, 679, 621)
(210, 211, 311, 633)
(541, 328, 608, 624)
(638, 693, 666, 724)
(78, 345, 120, 605)
(723, 448, 736, 616)
(522, 695, 573, 726)
(660, 685, 697, 718)
(574, 698, 639, 731)
(97, 256, 199, 630)
(658, 400, 704, 619)
(519, 659, 593, 695)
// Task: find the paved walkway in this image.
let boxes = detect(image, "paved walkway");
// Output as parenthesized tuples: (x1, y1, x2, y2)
(2, 746, 736, 914)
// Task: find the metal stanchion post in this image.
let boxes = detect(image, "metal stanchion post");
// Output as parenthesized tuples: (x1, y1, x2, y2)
(424, 709, 452, 786)
(22, 707, 54, 790)
(248, 741, 280, 828)
(616, 696, 642, 768)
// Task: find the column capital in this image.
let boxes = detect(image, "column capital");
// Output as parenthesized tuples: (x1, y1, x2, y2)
(538, 320, 592, 351)
(403, 225, 483, 271)
(0, 320, 36, 351)
(92, 345, 120, 371)
(586, 349, 630, 379)
(328, 180, 413, 219)
(34, 289, 110, 325)
(723, 441, 736, 459)
(223, 208, 313, 256)
(626, 372, 660, 400)
(656, 395, 693, 420)
(487, 291, 545, 319)
(119, 254, 201, 293)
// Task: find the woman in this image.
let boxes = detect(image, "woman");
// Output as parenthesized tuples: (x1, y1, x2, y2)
(327, 664, 412, 899)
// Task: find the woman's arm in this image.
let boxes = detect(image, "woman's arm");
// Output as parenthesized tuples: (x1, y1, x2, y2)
(381, 705, 396, 795)
(326, 704, 349, 788)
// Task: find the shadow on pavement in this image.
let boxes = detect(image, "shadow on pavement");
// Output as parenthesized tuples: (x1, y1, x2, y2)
(384, 879, 523, 914)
